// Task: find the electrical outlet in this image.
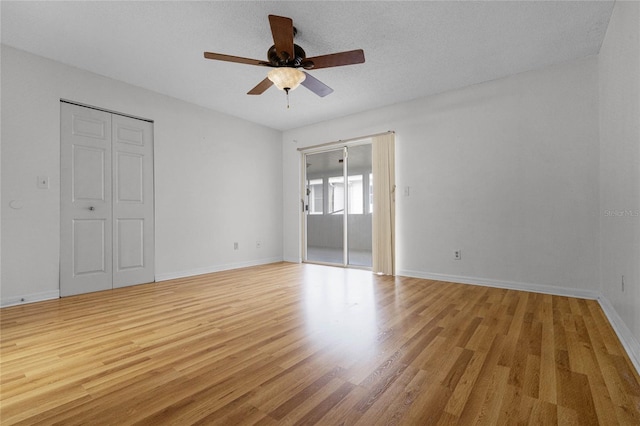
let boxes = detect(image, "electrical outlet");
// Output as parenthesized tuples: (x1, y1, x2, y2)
(233, 242, 239, 250)
(454, 250, 461, 260)
(256, 240, 262, 249)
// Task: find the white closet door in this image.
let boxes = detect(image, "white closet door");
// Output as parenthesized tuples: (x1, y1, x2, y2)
(60, 103, 113, 296)
(112, 114, 154, 288)
(60, 103, 154, 296)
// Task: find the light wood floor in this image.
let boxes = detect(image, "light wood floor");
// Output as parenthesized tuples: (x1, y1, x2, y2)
(1, 263, 639, 425)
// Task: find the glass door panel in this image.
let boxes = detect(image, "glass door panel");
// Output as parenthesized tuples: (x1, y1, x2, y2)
(346, 144, 372, 267)
(305, 149, 345, 265)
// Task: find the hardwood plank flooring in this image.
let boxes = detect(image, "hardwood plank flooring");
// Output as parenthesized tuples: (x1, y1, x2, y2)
(1, 262, 639, 425)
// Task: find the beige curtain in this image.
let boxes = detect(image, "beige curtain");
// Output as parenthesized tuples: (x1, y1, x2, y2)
(372, 132, 396, 275)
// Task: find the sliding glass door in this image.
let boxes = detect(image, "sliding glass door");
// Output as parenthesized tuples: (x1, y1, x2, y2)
(305, 149, 345, 264)
(304, 143, 372, 267)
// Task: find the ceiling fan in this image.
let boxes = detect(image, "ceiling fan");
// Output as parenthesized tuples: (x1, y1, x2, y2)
(204, 14, 365, 104)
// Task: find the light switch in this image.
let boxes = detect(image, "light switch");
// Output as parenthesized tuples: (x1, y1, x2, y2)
(37, 176, 49, 189)
(404, 186, 410, 196)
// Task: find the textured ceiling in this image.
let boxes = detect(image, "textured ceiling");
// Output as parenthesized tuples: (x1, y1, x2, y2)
(1, 1, 613, 131)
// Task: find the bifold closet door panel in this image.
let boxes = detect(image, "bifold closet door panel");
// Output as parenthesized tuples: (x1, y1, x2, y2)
(60, 103, 113, 296)
(112, 114, 154, 288)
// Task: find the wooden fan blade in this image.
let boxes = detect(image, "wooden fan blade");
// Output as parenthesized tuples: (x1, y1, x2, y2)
(304, 49, 365, 70)
(268, 15, 294, 60)
(247, 77, 273, 95)
(204, 52, 267, 66)
(301, 72, 333, 97)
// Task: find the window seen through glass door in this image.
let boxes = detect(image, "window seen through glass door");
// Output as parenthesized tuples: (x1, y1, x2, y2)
(308, 179, 323, 214)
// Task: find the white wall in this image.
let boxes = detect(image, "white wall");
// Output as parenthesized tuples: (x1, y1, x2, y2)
(1, 45, 283, 304)
(598, 1, 640, 357)
(284, 56, 601, 294)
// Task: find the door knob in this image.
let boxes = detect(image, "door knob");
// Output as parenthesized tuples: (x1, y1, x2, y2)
(88, 206, 95, 211)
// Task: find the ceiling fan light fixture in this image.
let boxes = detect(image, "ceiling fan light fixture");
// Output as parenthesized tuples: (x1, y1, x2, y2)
(267, 67, 306, 92)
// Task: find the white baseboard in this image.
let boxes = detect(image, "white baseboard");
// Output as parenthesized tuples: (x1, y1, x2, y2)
(397, 269, 639, 375)
(1, 290, 60, 307)
(597, 296, 640, 374)
(155, 257, 284, 282)
(0, 258, 284, 306)
(398, 269, 601, 299)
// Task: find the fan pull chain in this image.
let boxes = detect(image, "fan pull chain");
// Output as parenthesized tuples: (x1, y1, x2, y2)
(285, 88, 291, 109)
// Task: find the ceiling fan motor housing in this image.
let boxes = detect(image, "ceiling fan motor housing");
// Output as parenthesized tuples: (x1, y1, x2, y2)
(268, 44, 311, 68)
